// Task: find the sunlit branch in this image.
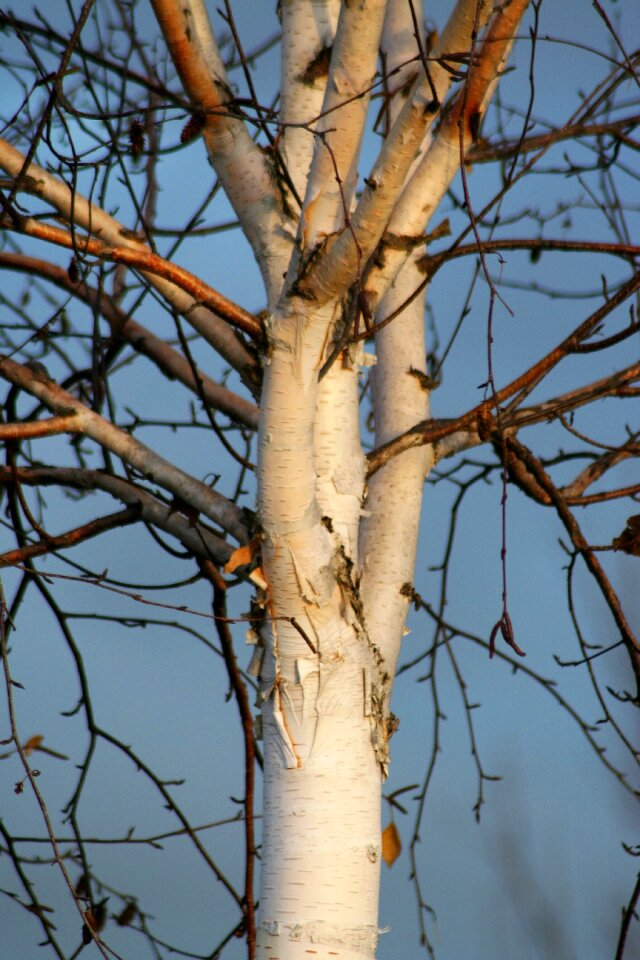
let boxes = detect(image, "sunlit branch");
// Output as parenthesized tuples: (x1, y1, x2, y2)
(149, 0, 291, 297)
(294, 0, 505, 305)
(0, 507, 140, 566)
(295, 0, 387, 255)
(316, 0, 527, 309)
(468, 112, 640, 163)
(0, 252, 260, 428)
(367, 269, 640, 474)
(0, 466, 235, 565)
(0, 415, 81, 440)
(2, 217, 261, 340)
(435, 362, 640, 460)
(0, 138, 256, 374)
(422, 238, 640, 277)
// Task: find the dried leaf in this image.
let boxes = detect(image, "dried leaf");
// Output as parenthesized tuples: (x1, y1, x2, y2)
(82, 900, 107, 943)
(22, 734, 43, 756)
(129, 119, 145, 158)
(382, 821, 401, 867)
(67, 257, 79, 283)
(116, 902, 137, 927)
(224, 538, 260, 575)
(612, 515, 640, 556)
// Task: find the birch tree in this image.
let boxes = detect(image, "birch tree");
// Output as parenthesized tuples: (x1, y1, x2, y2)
(1, 2, 639, 959)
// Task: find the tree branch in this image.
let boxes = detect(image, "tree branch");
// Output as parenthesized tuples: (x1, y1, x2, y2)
(3, 217, 261, 340)
(0, 465, 235, 565)
(0, 354, 248, 542)
(0, 137, 256, 375)
(367, 269, 640, 474)
(0, 507, 141, 567)
(506, 438, 640, 699)
(0, 252, 260, 428)
(149, 0, 291, 299)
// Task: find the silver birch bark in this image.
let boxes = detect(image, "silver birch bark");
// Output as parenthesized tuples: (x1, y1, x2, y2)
(253, 3, 530, 958)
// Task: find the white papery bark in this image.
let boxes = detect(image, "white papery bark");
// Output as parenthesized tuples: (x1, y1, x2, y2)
(359, 0, 433, 681)
(359, 0, 528, 679)
(254, 6, 519, 957)
(359, 253, 434, 676)
(125, 3, 532, 957)
(256, 287, 388, 958)
(297, 0, 492, 305)
(279, 0, 340, 202)
(296, 0, 387, 253)
(364, 0, 526, 307)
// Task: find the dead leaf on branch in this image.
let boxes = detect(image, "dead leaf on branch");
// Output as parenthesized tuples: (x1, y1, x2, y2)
(612, 515, 640, 556)
(22, 734, 43, 755)
(21, 734, 69, 760)
(382, 821, 401, 868)
(224, 538, 259, 573)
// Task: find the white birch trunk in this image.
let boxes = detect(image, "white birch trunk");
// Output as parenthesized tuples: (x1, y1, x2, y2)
(256, 292, 388, 958)
(254, 4, 530, 957)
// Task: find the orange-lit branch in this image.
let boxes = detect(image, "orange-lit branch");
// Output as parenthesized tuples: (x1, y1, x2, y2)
(0, 416, 81, 440)
(0, 252, 260, 429)
(149, 0, 228, 120)
(4, 217, 262, 339)
(367, 269, 640, 474)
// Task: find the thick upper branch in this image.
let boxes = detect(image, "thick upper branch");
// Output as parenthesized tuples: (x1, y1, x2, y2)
(149, 0, 291, 299)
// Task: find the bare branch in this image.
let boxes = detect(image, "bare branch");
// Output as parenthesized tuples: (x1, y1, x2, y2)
(0, 354, 248, 542)
(367, 269, 640, 474)
(0, 465, 234, 564)
(0, 137, 255, 374)
(149, 0, 291, 298)
(0, 252, 260, 428)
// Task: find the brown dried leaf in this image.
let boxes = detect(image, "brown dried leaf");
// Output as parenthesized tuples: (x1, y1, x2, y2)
(382, 821, 401, 867)
(22, 734, 43, 756)
(129, 119, 146, 157)
(612, 515, 640, 556)
(116, 902, 137, 927)
(180, 110, 205, 145)
(224, 538, 260, 575)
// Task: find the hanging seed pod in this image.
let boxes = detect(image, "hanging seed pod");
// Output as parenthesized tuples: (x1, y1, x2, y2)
(180, 110, 205, 145)
(67, 257, 79, 284)
(129, 119, 146, 158)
